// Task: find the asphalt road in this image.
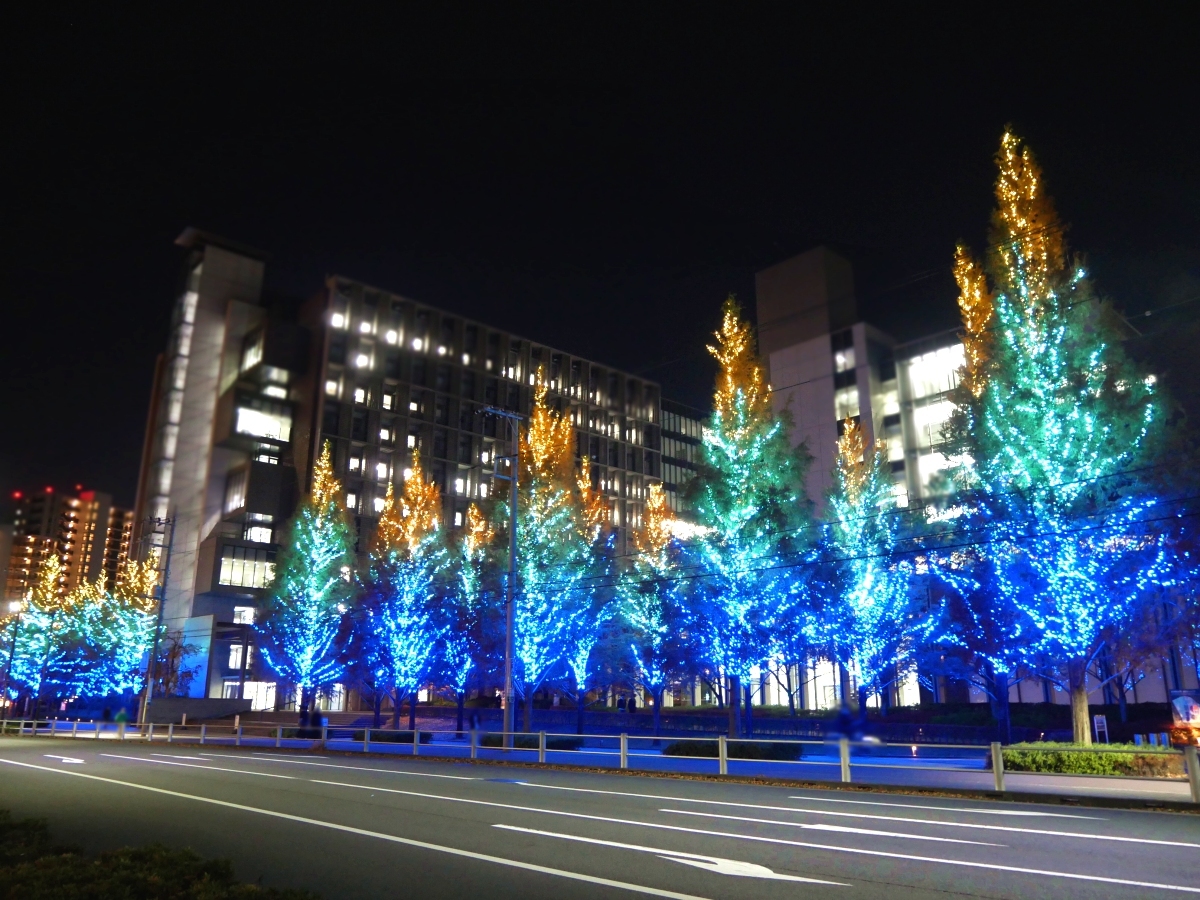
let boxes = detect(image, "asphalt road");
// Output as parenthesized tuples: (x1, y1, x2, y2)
(1, 737, 1198, 900)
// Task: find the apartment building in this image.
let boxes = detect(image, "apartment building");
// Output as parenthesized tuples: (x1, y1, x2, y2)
(3, 487, 133, 602)
(134, 229, 670, 707)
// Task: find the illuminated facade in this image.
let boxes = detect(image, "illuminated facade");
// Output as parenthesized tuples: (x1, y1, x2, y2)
(660, 399, 705, 517)
(4, 487, 133, 602)
(134, 230, 668, 705)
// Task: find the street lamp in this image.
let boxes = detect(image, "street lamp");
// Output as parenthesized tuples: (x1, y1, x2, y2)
(2, 600, 25, 719)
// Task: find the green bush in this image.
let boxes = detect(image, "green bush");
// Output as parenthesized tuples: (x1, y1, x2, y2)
(479, 734, 584, 751)
(0, 810, 317, 898)
(360, 730, 431, 744)
(662, 740, 802, 761)
(996, 742, 1183, 777)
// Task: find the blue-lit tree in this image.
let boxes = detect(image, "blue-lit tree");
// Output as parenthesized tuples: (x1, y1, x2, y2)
(817, 417, 923, 715)
(947, 130, 1173, 743)
(361, 452, 449, 731)
(622, 483, 688, 736)
(507, 379, 605, 732)
(442, 502, 494, 735)
(690, 298, 812, 737)
(257, 442, 355, 727)
(75, 559, 160, 698)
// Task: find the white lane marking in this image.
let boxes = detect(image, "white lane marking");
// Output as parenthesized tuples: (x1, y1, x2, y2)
(0, 758, 711, 900)
(252, 752, 328, 759)
(100, 754, 295, 779)
(517, 781, 1198, 848)
(494, 824, 847, 885)
(659, 810, 999, 845)
(200, 752, 476, 781)
(304, 776, 1200, 894)
(152, 754, 209, 762)
(43, 755, 84, 764)
(788, 795, 1102, 819)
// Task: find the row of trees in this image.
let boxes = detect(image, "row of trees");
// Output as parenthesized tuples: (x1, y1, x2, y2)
(0, 553, 159, 713)
(257, 131, 1198, 744)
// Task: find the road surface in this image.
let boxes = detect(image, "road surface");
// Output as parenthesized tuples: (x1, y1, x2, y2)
(1, 737, 1197, 899)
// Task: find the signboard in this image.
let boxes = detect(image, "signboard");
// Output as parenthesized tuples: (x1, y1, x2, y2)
(1170, 690, 1200, 733)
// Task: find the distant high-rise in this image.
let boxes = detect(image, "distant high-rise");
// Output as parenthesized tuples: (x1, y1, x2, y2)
(3, 487, 133, 602)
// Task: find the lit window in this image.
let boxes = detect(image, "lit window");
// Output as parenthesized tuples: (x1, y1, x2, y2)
(412, 338, 423, 351)
(376, 462, 388, 479)
(228, 644, 253, 669)
(346, 493, 358, 510)
(235, 406, 292, 442)
(480, 450, 490, 464)
(478, 483, 488, 498)
(359, 321, 372, 334)
(454, 511, 463, 526)
(528, 373, 535, 385)
(349, 456, 362, 472)
(373, 496, 386, 513)
(403, 468, 413, 481)
(263, 385, 287, 400)
(486, 359, 494, 371)
(331, 312, 346, 329)
(233, 606, 256, 624)
(245, 525, 273, 543)
(380, 428, 391, 442)
(462, 353, 470, 365)
(407, 434, 417, 448)
(354, 387, 367, 404)
(219, 546, 275, 589)
(355, 353, 370, 368)
(325, 380, 338, 396)
(438, 345, 447, 356)
(408, 400, 419, 412)
(382, 393, 394, 410)
(454, 478, 465, 494)
(386, 330, 398, 344)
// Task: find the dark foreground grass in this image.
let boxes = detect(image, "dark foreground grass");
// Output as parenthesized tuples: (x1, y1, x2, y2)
(0, 811, 318, 899)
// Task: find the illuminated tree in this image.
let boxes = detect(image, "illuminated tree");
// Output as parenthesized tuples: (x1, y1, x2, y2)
(623, 483, 686, 736)
(691, 297, 812, 736)
(361, 452, 449, 731)
(948, 130, 1172, 743)
(76, 559, 160, 697)
(443, 503, 494, 734)
(508, 379, 603, 732)
(818, 418, 921, 714)
(5, 552, 75, 708)
(256, 442, 355, 726)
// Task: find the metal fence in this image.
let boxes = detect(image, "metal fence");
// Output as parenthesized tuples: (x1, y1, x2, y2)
(3, 718, 1197, 803)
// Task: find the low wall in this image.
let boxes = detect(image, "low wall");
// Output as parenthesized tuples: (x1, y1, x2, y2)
(144, 698, 253, 724)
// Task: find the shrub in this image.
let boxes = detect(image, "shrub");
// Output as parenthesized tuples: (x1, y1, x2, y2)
(361, 730, 431, 744)
(995, 742, 1183, 777)
(479, 734, 584, 751)
(662, 740, 802, 761)
(0, 811, 317, 898)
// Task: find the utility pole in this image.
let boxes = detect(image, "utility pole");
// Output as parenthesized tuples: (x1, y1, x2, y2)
(483, 406, 523, 749)
(140, 517, 175, 724)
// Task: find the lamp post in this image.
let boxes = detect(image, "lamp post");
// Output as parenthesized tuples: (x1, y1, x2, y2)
(482, 406, 523, 750)
(2, 600, 23, 719)
(139, 517, 176, 724)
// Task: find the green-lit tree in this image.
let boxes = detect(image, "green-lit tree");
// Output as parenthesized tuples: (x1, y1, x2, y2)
(690, 298, 812, 737)
(257, 443, 355, 727)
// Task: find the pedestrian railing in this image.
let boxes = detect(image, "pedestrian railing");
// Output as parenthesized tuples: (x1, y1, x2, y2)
(4, 717, 1196, 804)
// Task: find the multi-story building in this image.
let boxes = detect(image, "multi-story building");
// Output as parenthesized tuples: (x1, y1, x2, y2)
(134, 229, 670, 708)
(3, 487, 133, 602)
(659, 399, 705, 517)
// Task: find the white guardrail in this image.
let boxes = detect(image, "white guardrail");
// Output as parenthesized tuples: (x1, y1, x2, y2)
(2, 718, 1197, 803)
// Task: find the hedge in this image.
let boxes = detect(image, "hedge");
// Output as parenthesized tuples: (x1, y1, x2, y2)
(993, 742, 1183, 777)
(662, 740, 802, 761)
(479, 734, 584, 751)
(0, 810, 317, 898)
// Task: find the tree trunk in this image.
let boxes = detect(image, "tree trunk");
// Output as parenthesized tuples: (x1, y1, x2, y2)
(652, 687, 663, 738)
(727, 676, 740, 738)
(299, 685, 314, 730)
(456, 691, 465, 738)
(1117, 678, 1128, 723)
(408, 690, 418, 733)
(993, 670, 1012, 745)
(743, 683, 754, 738)
(879, 678, 891, 717)
(576, 688, 586, 735)
(523, 689, 534, 734)
(785, 666, 796, 717)
(1068, 658, 1091, 745)
(372, 691, 383, 729)
(391, 692, 402, 731)
(856, 684, 870, 728)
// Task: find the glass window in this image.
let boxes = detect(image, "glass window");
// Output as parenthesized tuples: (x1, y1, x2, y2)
(233, 606, 256, 624)
(224, 470, 248, 513)
(235, 403, 292, 442)
(218, 546, 276, 589)
(228, 643, 253, 669)
(244, 524, 273, 543)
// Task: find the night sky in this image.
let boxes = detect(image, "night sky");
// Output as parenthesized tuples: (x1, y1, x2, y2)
(3, 8, 1197, 512)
